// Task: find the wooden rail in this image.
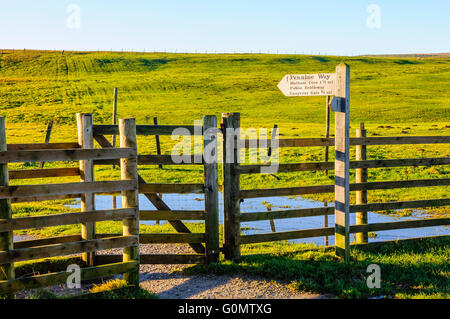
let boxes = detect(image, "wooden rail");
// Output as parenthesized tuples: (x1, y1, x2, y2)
(94, 154, 204, 166)
(238, 207, 335, 222)
(0, 208, 137, 232)
(9, 167, 80, 180)
(240, 135, 450, 148)
(238, 227, 335, 244)
(0, 148, 136, 164)
(0, 180, 137, 199)
(0, 236, 138, 264)
(93, 124, 201, 136)
(6, 142, 80, 150)
(349, 218, 450, 233)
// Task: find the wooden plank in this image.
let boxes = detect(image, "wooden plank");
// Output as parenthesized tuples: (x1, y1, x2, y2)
(14, 235, 82, 249)
(139, 183, 204, 194)
(203, 115, 219, 263)
(239, 184, 334, 199)
(119, 118, 140, 286)
(93, 124, 200, 136)
(6, 142, 80, 150)
(222, 113, 241, 261)
(9, 167, 80, 180)
(0, 236, 138, 264)
(0, 180, 136, 200)
(11, 193, 80, 203)
(356, 123, 368, 244)
(0, 261, 137, 294)
(140, 233, 205, 244)
(95, 154, 203, 165)
(351, 178, 450, 191)
(236, 162, 334, 174)
(238, 207, 335, 222)
(351, 136, 450, 146)
(96, 254, 206, 265)
(0, 208, 137, 232)
(238, 227, 335, 244)
(334, 62, 351, 261)
(350, 198, 450, 212)
(0, 147, 137, 164)
(350, 218, 450, 233)
(0, 116, 14, 283)
(351, 157, 450, 169)
(93, 133, 206, 255)
(140, 210, 205, 220)
(239, 136, 450, 149)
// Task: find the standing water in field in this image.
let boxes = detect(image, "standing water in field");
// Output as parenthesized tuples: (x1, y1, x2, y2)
(67, 193, 449, 246)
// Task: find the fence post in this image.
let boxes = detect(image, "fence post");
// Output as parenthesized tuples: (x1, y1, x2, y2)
(203, 115, 219, 263)
(222, 112, 241, 261)
(76, 113, 95, 266)
(356, 122, 368, 243)
(334, 63, 351, 261)
(119, 118, 140, 285)
(0, 117, 14, 286)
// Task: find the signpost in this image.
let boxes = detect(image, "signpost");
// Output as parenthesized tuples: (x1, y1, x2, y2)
(277, 63, 351, 261)
(277, 73, 336, 97)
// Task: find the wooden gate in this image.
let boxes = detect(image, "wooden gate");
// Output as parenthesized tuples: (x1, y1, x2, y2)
(91, 115, 219, 264)
(0, 115, 140, 294)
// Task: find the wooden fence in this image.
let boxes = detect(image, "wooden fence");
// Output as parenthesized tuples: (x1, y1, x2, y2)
(221, 112, 450, 261)
(0, 115, 140, 294)
(91, 115, 219, 264)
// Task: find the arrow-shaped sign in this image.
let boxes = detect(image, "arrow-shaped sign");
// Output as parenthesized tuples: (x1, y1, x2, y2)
(277, 73, 336, 97)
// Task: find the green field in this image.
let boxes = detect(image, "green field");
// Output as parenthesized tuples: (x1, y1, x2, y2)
(1, 49, 448, 206)
(1, 50, 449, 299)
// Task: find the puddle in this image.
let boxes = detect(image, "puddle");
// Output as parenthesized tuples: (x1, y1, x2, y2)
(67, 193, 449, 246)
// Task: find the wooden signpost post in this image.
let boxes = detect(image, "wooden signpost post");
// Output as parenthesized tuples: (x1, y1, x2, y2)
(278, 63, 351, 261)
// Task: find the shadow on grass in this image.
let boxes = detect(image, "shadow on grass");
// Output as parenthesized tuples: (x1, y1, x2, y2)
(182, 238, 449, 299)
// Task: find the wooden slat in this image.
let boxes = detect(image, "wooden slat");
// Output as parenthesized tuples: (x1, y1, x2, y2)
(0, 208, 137, 232)
(6, 143, 80, 150)
(238, 227, 335, 244)
(139, 154, 203, 165)
(0, 180, 136, 200)
(236, 162, 334, 174)
(11, 193, 81, 203)
(0, 148, 136, 164)
(96, 254, 206, 265)
(14, 235, 82, 249)
(239, 184, 334, 199)
(350, 198, 450, 212)
(9, 167, 80, 180)
(236, 158, 450, 174)
(0, 261, 137, 294)
(139, 183, 204, 194)
(140, 210, 205, 220)
(350, 178, 450, 191)
(351, 136, 450, 145)
(349, 218, 450, 233)
(240, 136, 450, 149)
(94, 155, 204, 166)
(93, 124, 200, 136)
(238, 207, 335, 222)
(140, 233, 205, 244)
(351, 157, 450, 169)
(0, 236, 138, 264)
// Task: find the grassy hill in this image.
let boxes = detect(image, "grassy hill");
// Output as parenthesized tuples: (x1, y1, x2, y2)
(1, 50, 449, 127)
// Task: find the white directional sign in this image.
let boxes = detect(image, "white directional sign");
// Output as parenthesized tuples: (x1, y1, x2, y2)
(277, 73, 336, 97)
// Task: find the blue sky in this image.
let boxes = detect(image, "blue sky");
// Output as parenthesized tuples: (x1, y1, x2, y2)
(1, 0, 449, 55)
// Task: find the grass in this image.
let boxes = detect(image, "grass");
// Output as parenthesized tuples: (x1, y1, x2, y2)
(1, 50, 449, 298)
(181, 237, 450, 299)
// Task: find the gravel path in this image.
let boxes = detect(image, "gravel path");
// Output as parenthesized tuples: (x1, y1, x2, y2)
(99, 244, 330, 299)
(14, 241, 330, 299)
